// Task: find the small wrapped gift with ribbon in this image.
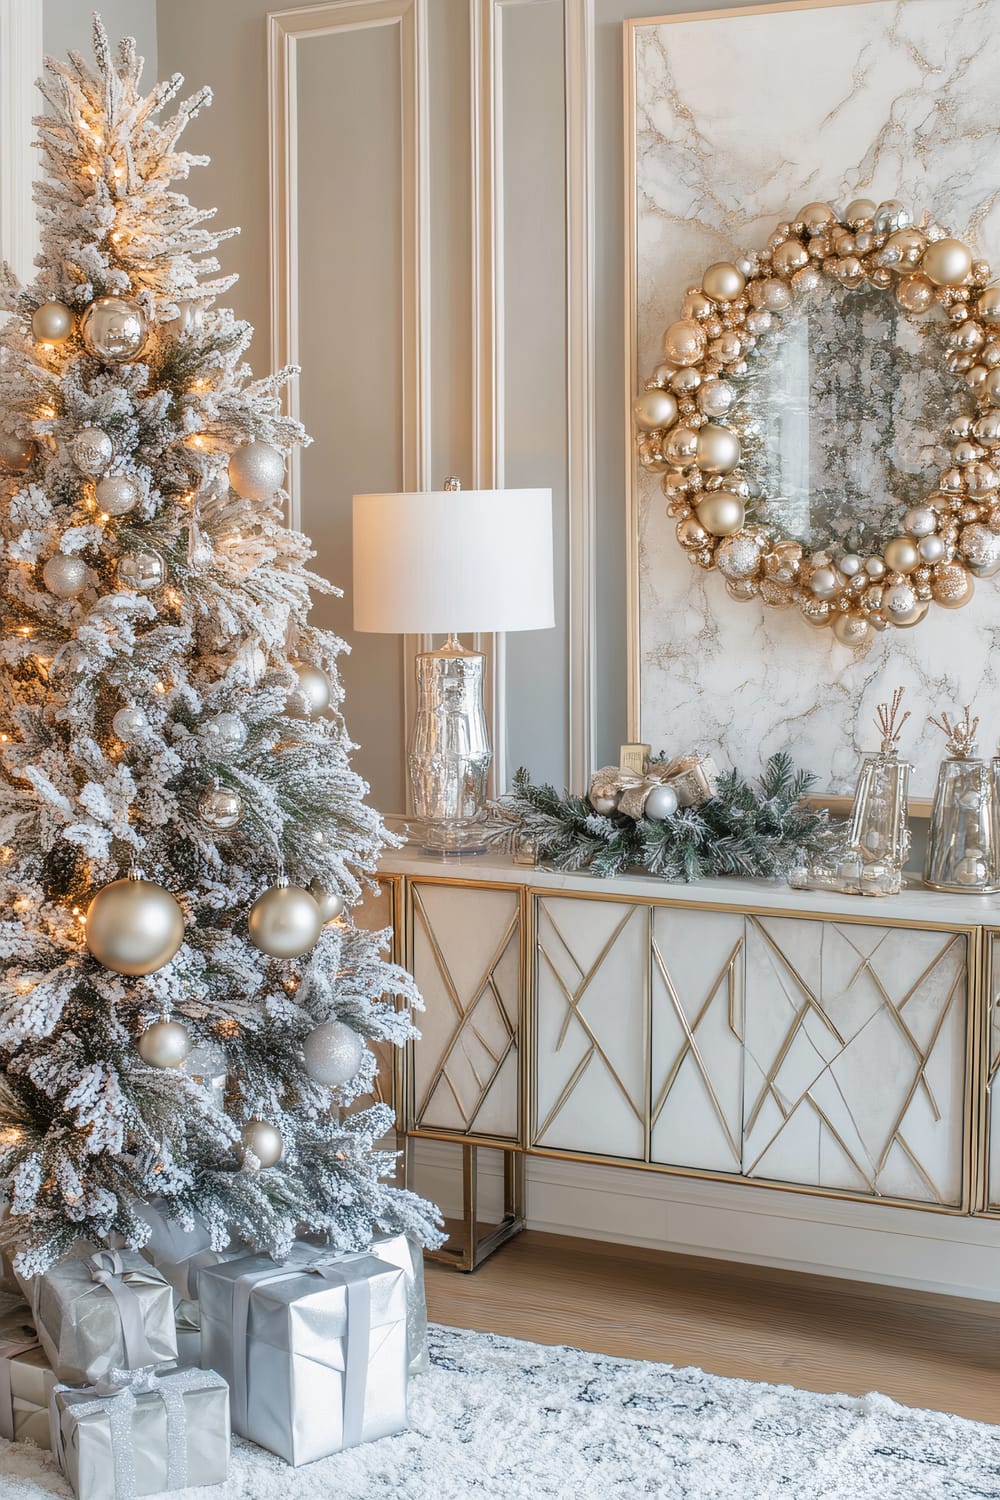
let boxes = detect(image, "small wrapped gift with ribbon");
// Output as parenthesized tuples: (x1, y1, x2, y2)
(49, 1366, 229, 1500)
(0, 1292, 56, 1448)
(21, 1250, 177, 1387)
(199, 1248, 408, 1466)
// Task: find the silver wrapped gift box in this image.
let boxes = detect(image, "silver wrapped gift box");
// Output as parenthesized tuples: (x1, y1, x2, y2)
(134, 1199, 241, 1306)
(199, 1249, 408, 1466)
(0, 1293, 56, 1448)
(23, 1250, 177, 1387)
(370, 1233, 429, 1376)
(50, 1367, 229, 1500)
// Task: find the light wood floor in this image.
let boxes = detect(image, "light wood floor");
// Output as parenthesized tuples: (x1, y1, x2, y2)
(424, 1230, 1000, 1425)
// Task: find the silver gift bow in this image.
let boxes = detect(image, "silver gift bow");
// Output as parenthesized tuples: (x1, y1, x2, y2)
(48, 1366, 218, 1500)
(0, 1331, 42, 1441)
(229, 1251, 376, 1449)
(86, 1252, 160, 1371)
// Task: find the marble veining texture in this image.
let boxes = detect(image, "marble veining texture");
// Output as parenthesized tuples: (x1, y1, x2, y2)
(633, 0, 1000, 795)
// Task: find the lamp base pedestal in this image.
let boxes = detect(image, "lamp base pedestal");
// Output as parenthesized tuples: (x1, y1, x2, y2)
(409, 819, 490, 857)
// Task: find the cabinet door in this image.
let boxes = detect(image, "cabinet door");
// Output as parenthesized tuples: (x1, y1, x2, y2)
(742, 915, 968, 1207)
(407, 881, 521, 1140)
(650, 907, 744, 1174)
(533, 895, 648, 1161)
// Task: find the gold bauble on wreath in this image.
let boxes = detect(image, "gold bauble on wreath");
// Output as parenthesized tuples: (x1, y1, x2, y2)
(635, 197, 1000, 639)
(85, 875, 185, 976)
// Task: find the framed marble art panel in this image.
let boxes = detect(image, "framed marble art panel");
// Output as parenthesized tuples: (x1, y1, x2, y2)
(626, 0, 1000, 796)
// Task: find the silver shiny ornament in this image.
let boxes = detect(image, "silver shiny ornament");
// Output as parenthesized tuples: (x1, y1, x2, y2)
(0, 429, 34, 473)
(809, 566, 840, 599)
(695, 424, 740, 475)
(838, 553, 863, 577)
(240, 1119, 283, 1169)
(198, 782, 244, 832)
(31, 300, 74, 343)
(303, 1019, 365, 1087)
(112, 705, 149, 742)
(199, 712, 247, 756)
(697, 379, 735, 418)
(695, 493, 744, 537)
(919, 535, 947, 564)
(80, 296, 149, 362)
(42, 554, 88, 599)
(70, 426, 114, 476)
(662, 319, 707, 366)
(883, 536, 921, 574)
(227, 441, 285, 502)
(922, 237, 973, 287)
(665, 426, 699, 467)
(285, 660, 332, 719)
(162, 299, 204, 340)
(85, 876, 185, 976)
(248, 882, 322, 959)
(670, 367, 701, 395)
(881, 227, 926, 268)
(643, 783, 679, 821)
(873, 200, 911, 234)
(307, 877, 346, 924)
(902, 507, 937, 538)
(974, 410, 1000, 445)
(633, 388, 678, 431)
(961, 523, 1000, 576)
(701, 262, 745, 302)
(137, 1019, 191, 1069)
(883, 582, 922, 625)
(95, 475, 138, 517)
(117, 548, 165, 593)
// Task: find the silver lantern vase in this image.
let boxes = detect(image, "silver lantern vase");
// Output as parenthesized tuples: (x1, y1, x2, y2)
(925, 707, 1000, 893)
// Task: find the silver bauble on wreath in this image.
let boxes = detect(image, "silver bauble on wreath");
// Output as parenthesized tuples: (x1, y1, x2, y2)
(31, 301, 74, 343)
(117, 548, 165, 593)
(80, 296, 149, 363)
(112, 706, 149, 742)
(228, 441, 285, 502)
(303, 1019, 364, 1087)
(85, 876, 185, 977)
(307, 877, 346, 924)
(199, 712, 247, 757)
(285, 661, 331, 719)
(42, 554, 89, 599)
(137, 1019, 191, 1069)
(96, 475, 139, 517)
(198, 781, 244, 832)
(644, 783, 679, 821)
(248, 882, 322, 959)
(240, 1118, 283, 1168)
(0, 430, 35, 473)
(70, 427, 114, 476)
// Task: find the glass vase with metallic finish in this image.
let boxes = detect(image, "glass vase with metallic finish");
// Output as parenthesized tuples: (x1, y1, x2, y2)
(848, 753, 911, 871)
(408, 637, 492, 854)
(925, 754, 1000, 893)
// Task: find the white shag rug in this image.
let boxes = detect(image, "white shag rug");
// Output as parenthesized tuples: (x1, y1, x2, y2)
(2, 1323, 998, 1500)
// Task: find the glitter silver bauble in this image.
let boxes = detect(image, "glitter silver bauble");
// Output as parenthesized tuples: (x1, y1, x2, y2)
(137, 1019, 191, 1069)
(199, 712, 247, 757)
(285, 661, 332, 719)
(303, 1019, 365, 1087)
(198, 782, 244, 832)
(240, 1118, 283, 1168)
(42, 554, 89, 598)
(96, 475, 139, 517)
(227, 441, 285, 502)
(960, 523, 1000, 577)
(873, 200, 911, 234)
(112, 706, 149, 742)
(0, 429, 35, 473)
(715, 533, 763, 580)
(117, 548, 165, 592)
(80, 296, 149, 363)
(31, 300, 74, 343)
(248, 883, 322, 959)
(70, 426, 114, 476)
(85, 876, 185, 976)
(883, 582, 923, 626)
(643, 783, 679, 821)
(307, 877, 346, 924)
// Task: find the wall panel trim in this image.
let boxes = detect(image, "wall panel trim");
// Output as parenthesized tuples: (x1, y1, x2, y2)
(0, 0, 43, 285)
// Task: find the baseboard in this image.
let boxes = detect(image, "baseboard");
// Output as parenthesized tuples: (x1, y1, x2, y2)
(408, 1140, 1000, 1302)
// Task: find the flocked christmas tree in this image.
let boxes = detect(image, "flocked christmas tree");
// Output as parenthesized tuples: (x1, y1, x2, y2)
(0, 19, 442, 1274)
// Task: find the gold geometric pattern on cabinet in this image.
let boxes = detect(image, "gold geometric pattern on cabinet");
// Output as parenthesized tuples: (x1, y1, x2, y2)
(407, 882, 521, 1140)
(650, 908, 744, 1174)
(986, 931, 1000, 1209)
(742, 916, 968, 1206)
(533, 895, 648, 1161)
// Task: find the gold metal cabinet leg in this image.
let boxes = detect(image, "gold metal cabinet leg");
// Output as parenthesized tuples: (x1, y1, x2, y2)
(419, 1141, 526, 1272)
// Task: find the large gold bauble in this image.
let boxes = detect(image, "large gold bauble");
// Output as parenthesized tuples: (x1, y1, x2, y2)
(832, 611, 870, 645)
(31, 300, 74, 343)
(633, 388, 678, 432)
(977, 286, 1000, 324)
(695, 424, 740, 475)
(702, 262, 745, 302)
(883, 536, 920, 574)
(896, 274, 935, 313)
(137, 1019, 191, 1069)
(798, 202, 835, 236)
(85, 877, 185, 976)
(285, 660, 332, 719)
(922, 238, 973, 287)
(695, 493, 744, 537)
(248, 883, 322, 959)
(662, 319, 707, 366)
(80, 296, 149, 362)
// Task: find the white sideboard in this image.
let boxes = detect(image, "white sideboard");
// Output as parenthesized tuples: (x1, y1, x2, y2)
(370, 849, 1000, 1293)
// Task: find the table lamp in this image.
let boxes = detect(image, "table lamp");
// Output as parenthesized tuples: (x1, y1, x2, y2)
(353, 478, 554, 852)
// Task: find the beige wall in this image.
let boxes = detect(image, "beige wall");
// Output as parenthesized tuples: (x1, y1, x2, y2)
(45, 0, 157, 71)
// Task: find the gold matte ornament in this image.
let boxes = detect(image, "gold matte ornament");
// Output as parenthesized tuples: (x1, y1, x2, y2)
(635, 198, 1000, 640)
(85, 876, 185, 976)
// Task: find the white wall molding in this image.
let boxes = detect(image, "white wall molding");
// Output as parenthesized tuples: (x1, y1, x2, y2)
(0, 0, 43, 285)
(412, 1138, 1000, 1303)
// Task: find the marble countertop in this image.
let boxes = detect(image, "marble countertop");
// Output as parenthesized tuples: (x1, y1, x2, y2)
(378, 842, 1000, 928)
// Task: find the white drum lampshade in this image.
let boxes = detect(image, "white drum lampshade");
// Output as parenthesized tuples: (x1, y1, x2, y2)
(353, 483, 554, 851)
